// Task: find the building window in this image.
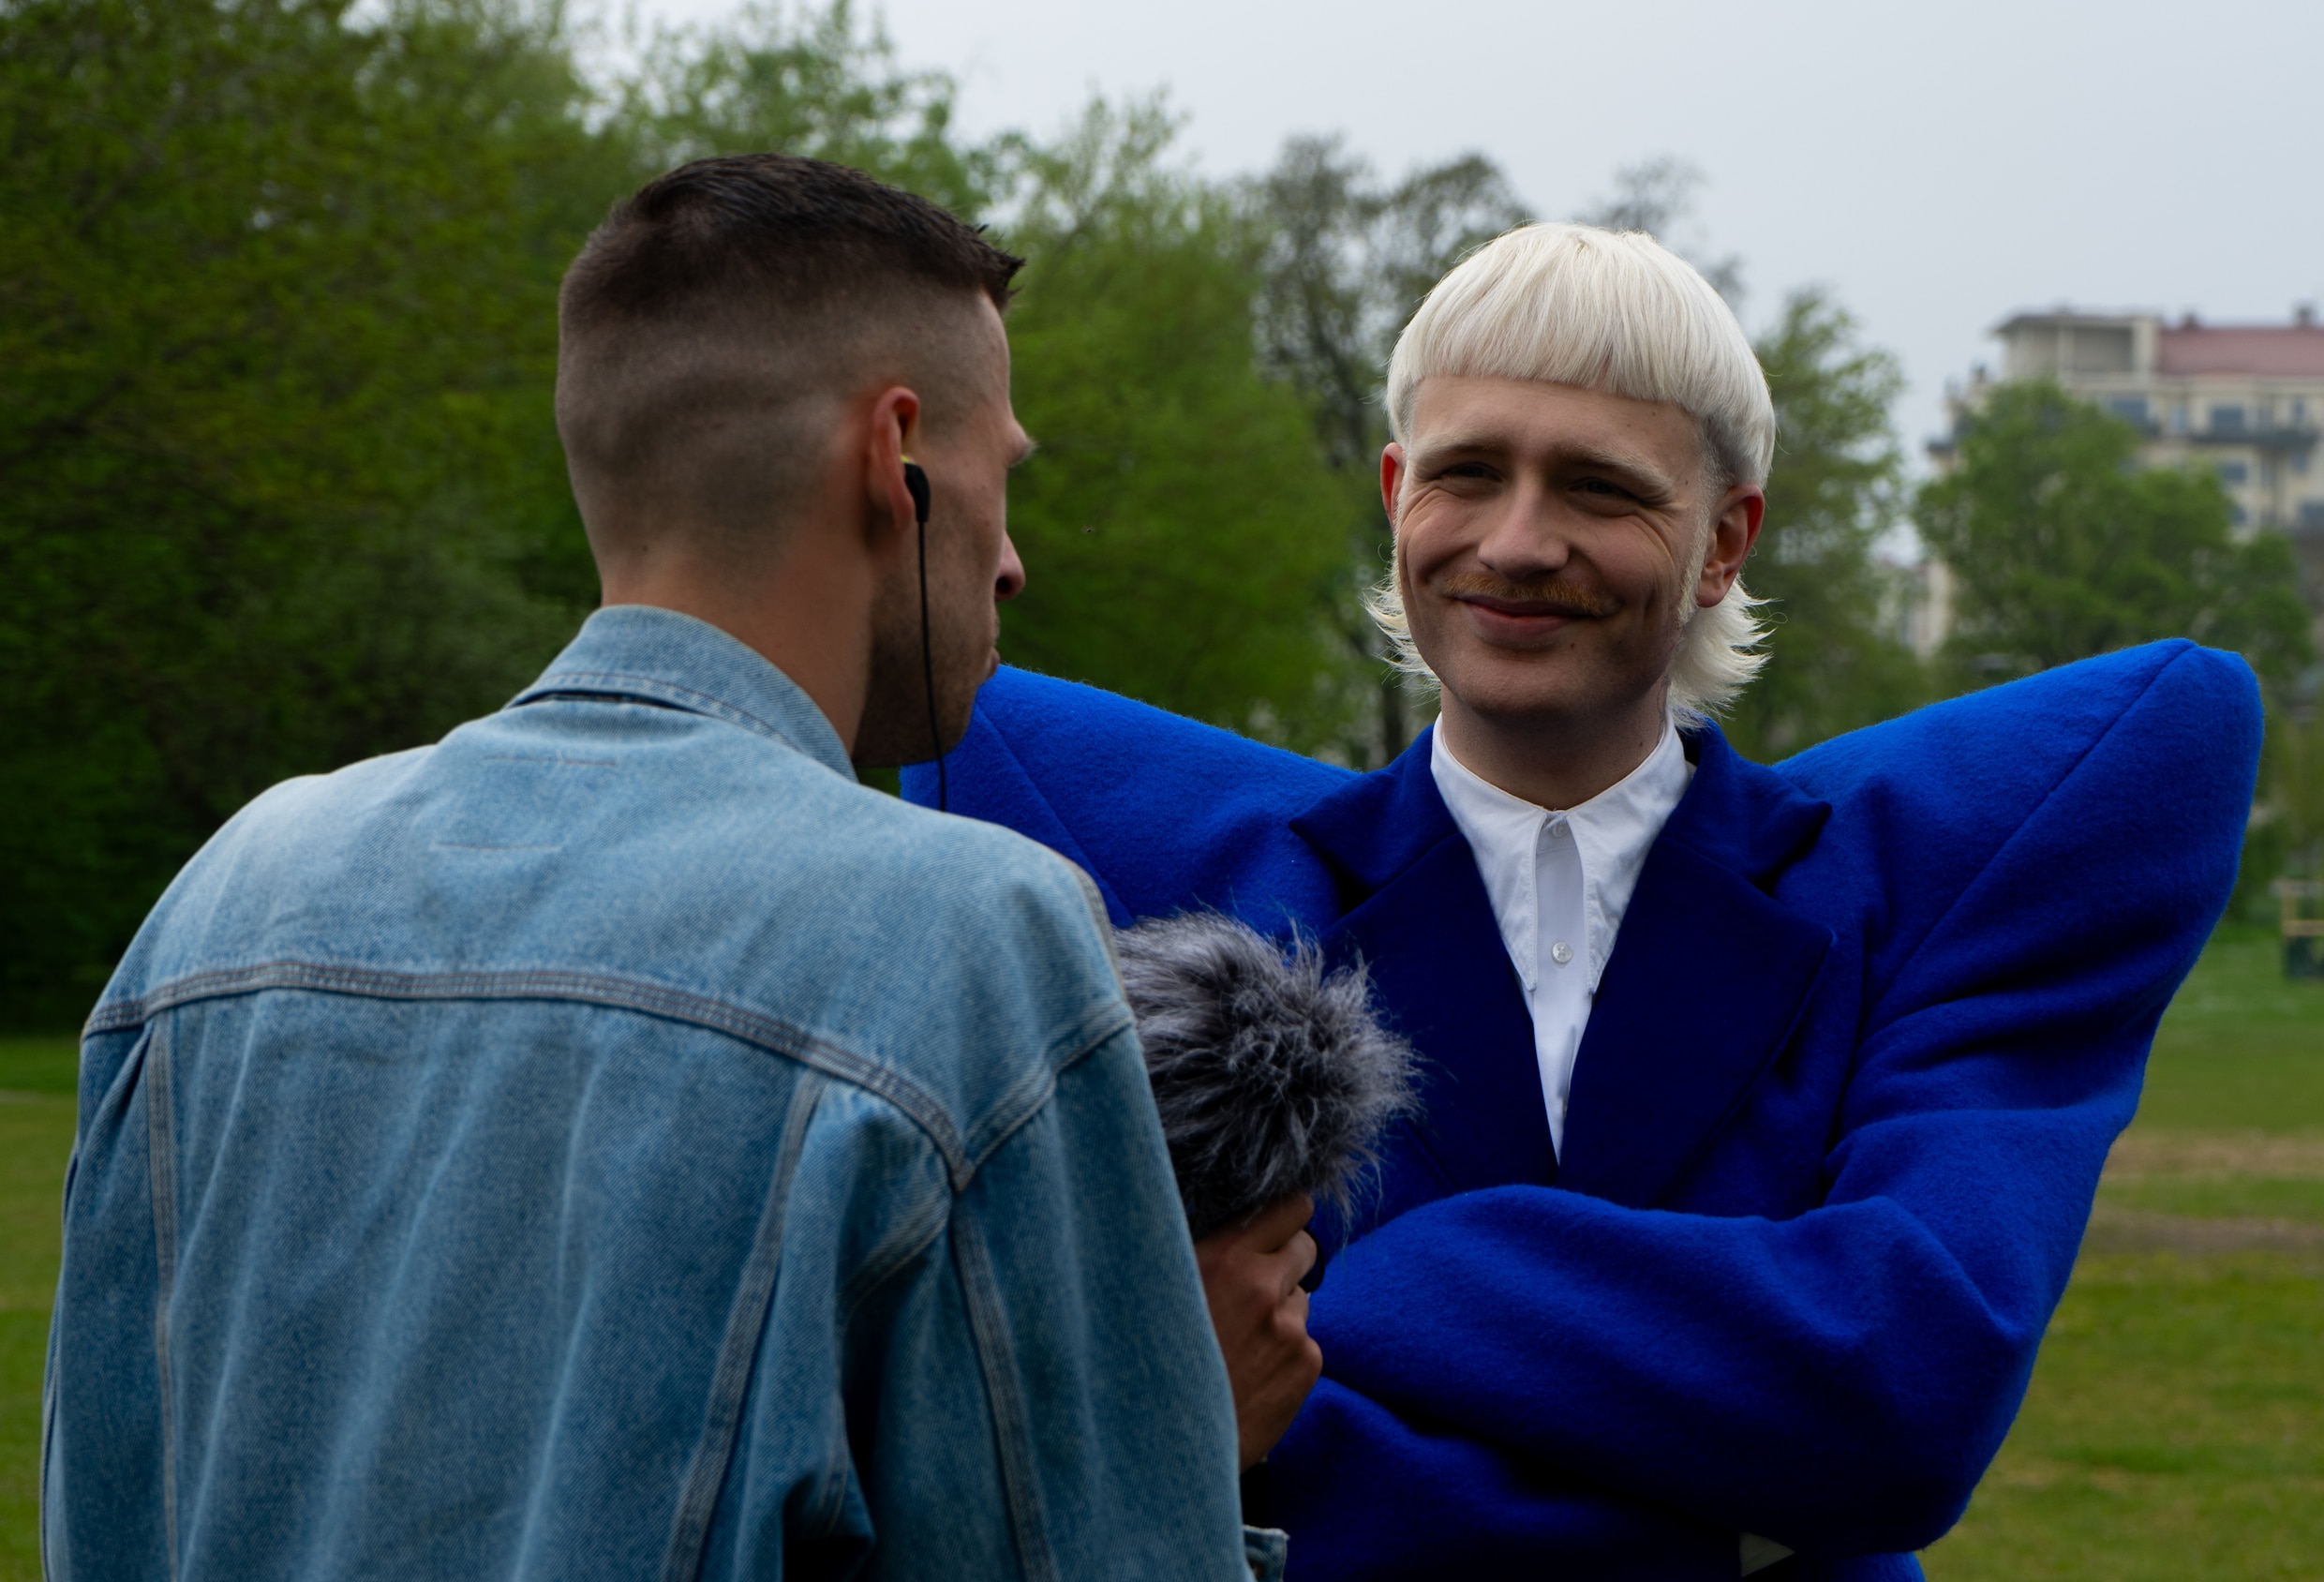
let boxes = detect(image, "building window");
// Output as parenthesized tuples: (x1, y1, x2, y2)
(2301, 501, 2324, 529)
(2228, 502, 2248, 526)
(2295, 451, 2312, 476)
(2170, 402, 2190, 434)
(2216, 460, 2251, 485)
(2106, 396, 2150, 426)
(2212, 405, 2248, 435)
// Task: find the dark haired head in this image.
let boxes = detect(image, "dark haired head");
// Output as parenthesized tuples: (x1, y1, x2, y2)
(555, 154, 1023, 570)
(561, 154, 1020, 333)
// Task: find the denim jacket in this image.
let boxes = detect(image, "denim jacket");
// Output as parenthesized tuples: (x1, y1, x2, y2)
(45, 605, 1269, 1582)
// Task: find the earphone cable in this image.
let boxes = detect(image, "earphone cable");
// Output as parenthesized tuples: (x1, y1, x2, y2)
(917, 510, 947, 812)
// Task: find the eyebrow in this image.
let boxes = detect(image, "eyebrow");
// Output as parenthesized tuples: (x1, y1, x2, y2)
(1415, 431, 1680, 497)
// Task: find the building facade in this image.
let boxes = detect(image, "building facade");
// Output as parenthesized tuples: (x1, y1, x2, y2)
(1932, 307, 2324, 658)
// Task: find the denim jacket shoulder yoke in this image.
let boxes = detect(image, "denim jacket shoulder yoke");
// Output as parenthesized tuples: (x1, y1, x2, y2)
(46, 605, 1254, 1582)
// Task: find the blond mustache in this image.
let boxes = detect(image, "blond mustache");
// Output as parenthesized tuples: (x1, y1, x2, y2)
(1433, 573, 1619, 618)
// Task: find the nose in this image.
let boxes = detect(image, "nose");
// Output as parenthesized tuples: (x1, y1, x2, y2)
(994, 529, 1026, 603)
(1475, 479, 1572, 578)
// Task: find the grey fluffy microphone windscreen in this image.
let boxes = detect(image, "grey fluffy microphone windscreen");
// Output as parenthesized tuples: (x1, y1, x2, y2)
(1115, 913, 1419, 1241)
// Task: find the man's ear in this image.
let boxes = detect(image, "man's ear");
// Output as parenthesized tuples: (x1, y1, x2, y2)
(1379, 443, 1407, 528)
(864, 385, 926, 553)
(1696, 484, 1765, 606)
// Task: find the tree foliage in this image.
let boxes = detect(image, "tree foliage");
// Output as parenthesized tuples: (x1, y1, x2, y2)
(0, 0, 1365, 1020)
(0, 0, 620, 1022)
(1573, 157, 1742, 303)
(987, 102, 1352, 743)
(1722, 291, 1927, 759)
(2244, 708, 2324, 916)
(35, 1, 2248, 1024)
(623, 0, 995, 217)
(1915, 381, 2313, 688)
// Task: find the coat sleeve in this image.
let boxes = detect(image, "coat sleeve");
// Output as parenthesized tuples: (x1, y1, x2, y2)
(903, 666, 1350, 931)
(1292, 642, 2262, 1559)
(1267, 1381, 1741, 1581)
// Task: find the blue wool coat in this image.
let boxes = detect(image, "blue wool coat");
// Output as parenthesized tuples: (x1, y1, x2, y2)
(903, 640, 2260, 1582)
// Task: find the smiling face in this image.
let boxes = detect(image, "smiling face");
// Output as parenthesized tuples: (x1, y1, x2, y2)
(1386, 375, 1763, 758)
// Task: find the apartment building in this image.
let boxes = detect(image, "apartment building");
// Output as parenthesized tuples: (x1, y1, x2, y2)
(1931, 306, 2324, 657)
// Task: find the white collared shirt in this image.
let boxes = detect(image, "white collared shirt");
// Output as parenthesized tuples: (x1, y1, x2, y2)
(1429, 717, 1694, 1158)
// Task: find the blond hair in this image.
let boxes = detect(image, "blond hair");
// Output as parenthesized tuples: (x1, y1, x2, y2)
(1368, 222, 1774, 723)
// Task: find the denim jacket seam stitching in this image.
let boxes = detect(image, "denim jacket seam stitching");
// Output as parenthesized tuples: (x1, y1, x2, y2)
(821, 1181, 953, 1541)
(948, 1206, 1061, 1582)
(838, 1174, 951, 1324)
(142, 1020, 181, 1582)
(85, 963, 972, 1180)
(958, 1000, 1135, 1175)
(808, 1453, 853, 1547)
(661, 1071, 830, 1582)
(518, 670, 829, 766)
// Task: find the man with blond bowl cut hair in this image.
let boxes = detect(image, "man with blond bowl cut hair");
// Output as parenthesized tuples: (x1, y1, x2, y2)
(906, 223, 2260, 1580)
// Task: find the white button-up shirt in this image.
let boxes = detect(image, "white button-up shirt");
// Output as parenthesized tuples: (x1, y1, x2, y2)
(1429, 717, 1694, 1158)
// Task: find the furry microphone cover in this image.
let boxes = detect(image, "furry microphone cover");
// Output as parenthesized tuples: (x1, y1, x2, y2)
(1114, 913, 1418, 1241)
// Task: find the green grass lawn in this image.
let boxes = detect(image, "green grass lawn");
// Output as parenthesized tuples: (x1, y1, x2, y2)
(1, 939, 2317, 1578)
(0, 1039, 73, 1581)
(1925, 933, 2324, 1580)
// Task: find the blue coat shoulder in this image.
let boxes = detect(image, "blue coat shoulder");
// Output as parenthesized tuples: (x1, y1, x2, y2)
(903, 665, 1350, 930)
(910, 642, 2262, 940)
(1780, 636, 2257, 819)
(908, 641, 2263, 1577)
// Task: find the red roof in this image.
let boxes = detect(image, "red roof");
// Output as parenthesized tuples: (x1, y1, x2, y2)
(2157, 325, 2324, 377)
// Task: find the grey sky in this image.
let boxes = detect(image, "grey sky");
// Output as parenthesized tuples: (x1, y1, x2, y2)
(633, 0, 2324, 462)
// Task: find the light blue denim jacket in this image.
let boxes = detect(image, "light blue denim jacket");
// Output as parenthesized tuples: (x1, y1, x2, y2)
(45, 605, 1271, 1582)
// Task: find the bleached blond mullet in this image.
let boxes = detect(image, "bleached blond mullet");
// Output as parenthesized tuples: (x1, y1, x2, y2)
(1370, 222, 1776, 724)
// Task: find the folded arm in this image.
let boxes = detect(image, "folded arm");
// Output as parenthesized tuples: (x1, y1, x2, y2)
(1307, 649, 2254, 1555)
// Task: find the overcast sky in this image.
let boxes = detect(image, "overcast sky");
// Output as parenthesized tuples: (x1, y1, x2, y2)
(629, 0, 2324, 461)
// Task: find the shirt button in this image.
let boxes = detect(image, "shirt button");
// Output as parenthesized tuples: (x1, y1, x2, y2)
(1547, 820, 1571, 839)
(1550, 940, 1573, 966)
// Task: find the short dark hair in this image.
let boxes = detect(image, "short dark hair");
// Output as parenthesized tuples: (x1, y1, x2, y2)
(555, 156, 1022, 564)
(560, 153, 1020, 334)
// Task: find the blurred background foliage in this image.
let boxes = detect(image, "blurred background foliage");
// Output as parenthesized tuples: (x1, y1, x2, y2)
(1919, 380, 2313, 689)
(0, 0, 2312, 1026)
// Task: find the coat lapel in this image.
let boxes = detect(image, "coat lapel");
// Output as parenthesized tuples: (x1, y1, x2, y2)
(1557, 727, 1837, 1209)
(1288, 724, 1837, 1223)
(1290, 732, 1557, 1224)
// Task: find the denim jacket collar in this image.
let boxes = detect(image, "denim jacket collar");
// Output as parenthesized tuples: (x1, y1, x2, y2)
(512, 604, 856, 782)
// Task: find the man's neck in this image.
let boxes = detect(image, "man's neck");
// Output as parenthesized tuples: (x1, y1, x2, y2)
(598, 530, 874, 757)
(1434, 689, 1670, 812)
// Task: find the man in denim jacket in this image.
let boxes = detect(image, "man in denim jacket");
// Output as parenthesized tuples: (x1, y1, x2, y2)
(44, 155, 1311, 1580)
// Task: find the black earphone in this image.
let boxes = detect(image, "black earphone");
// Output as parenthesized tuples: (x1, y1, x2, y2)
(901, 458, 946, 811)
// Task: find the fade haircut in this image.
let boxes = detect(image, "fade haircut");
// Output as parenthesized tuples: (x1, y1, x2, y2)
(1369, 222, 1776, 723)
(556, 154, 1022, 558)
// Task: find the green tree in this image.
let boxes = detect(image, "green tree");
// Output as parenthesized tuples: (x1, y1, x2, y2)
(1, 0, 1391, 1020)
(2245, 707, 2324, 916)
(1574, 156, 1742, 303)
(1915, 380, 2312, 688)
(1722, 291, 1928, 760)
(0, 0, 627, 1023)
(991, 102, 1354, 746)
(624, 0, 996, 218)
